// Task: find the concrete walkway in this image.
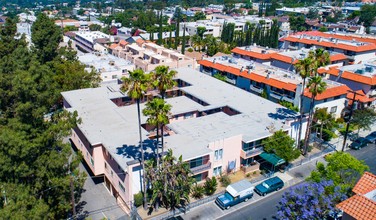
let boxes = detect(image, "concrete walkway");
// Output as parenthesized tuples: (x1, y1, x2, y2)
(180, 156, 327, 220)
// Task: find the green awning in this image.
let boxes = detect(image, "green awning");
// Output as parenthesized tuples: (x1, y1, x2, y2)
(259, 152, 286, 166)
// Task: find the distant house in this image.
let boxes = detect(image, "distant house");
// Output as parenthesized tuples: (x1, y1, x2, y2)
(0, 16, 7, 25)
(337, 172, 376, 220)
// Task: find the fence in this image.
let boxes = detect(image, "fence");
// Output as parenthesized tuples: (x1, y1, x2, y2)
(150, 191, 225, 220)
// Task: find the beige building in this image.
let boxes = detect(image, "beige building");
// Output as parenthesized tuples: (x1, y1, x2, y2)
(111, 41, 197, 72)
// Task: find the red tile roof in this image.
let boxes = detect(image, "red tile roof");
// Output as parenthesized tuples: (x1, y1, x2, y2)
(337, 172, 376, 220)
(353, 172, 376, 195)
(330, 53, 348, 62)
(282, 35, 376, 53)
(304, 84, 350, 100)
(337, 195, 376, 220)
(231, 47, 276, 60)
(270, 53, 298, 64)
(293, 31, 376, 45)
(347, 90, 375, 104)
(200, 60, 297, 92)
(326, 68, 376, 86)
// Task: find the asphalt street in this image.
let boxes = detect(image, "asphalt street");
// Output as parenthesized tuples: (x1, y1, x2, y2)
(216, 143, 376, 220)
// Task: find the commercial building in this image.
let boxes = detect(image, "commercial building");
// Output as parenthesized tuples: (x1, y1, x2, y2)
(199, 56, 349, 118)
(62, 68, 300, 214)
(74, 31, 110, 52)
(280, 31, 376, 63)
(112, 41, 197, 72)
(78, 53, 135, 81)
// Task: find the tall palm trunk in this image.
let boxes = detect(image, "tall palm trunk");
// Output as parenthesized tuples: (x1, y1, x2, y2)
(137, 99, 148, 210)
(156, 123, 160, 168)
(303, 96, 316, 155)
(297, 78, 306, 149)
(161, 92, 165, 159)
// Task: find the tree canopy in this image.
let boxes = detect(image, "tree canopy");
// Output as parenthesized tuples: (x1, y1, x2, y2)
(308, 152, 369, 192)
(0, 16, 99, 218)
(351, 107, 376, 133)
(277, 180, 347, 220)
(262, 130, 300, 163)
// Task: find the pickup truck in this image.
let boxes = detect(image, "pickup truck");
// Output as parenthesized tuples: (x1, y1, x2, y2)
(215, 180, 254, 209)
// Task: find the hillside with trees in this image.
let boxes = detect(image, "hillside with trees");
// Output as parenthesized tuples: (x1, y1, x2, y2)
(0, 15, 99, 218)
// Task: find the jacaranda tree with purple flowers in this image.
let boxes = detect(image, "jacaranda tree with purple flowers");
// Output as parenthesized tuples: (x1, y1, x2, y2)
(276, 180, 347, 220)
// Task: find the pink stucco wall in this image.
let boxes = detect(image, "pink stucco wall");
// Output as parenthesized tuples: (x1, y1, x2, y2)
(207, 134, 243, 177)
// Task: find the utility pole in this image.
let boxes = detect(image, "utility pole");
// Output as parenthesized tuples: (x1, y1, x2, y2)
(342, 90, 360, 152)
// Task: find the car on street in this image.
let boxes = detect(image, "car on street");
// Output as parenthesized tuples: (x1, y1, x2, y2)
(215, 180, 254, 210)
(348, 131, 359, 141)
(365, 131, 376, 143)
(254, 176, 284, 196)
(349, 137, 371, 150)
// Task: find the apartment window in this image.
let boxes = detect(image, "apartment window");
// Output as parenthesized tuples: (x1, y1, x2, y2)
(105, 162, 108, 170)
(90, 157, 94, 166)
(111, 170, 114, 177)
(330, 106, 337, 113)
(215, 149, 223, 160)
(119, 181, 125, 192)
(213, 166, 222, 176)
(184, 113, 193, 119)
(86, 152, 89, 158)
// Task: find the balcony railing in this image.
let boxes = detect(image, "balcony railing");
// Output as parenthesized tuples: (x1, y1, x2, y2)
(240, 147, 264, 159)
(191, 162, 211, 174)
(281, 96, 295, 103)
(250, 85, 263, 94)
(270, 92, 282, 100)
(225, 77, 236, 85)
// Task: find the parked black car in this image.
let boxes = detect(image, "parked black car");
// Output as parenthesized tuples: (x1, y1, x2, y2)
(349, 137, 371, 150)
(365, 131, 376, 143)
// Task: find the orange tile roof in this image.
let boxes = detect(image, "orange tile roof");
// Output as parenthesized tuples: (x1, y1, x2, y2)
(109, 43, 119, 50)
(119, 40, 128, 46)
(347, 91, 375, 104)
(330, 53, 348, 62)
(270, 53, 298, 64)
(326, 68, 376, 86)
(353, 172, 376, 195)
(293, 31, 376, 45)
(200, 60, 297, 92)
(337, 195, 376, 220)
(282, 36, 376, 53)
(231, 47, 275, 60)
(304, 84, 350, 100)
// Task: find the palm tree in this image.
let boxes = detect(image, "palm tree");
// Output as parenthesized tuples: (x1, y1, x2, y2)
(294, 58, 314, 149)
(152, 66, 177, 156)
(120, 69, 151, 210)
(295, 48, 330, 150)
(303, 75, 327, 155)
(143, 98, 172, 167)
(191, 34, 202, 52)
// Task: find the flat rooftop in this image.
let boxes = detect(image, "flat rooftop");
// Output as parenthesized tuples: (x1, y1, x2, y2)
(62, 68, 296, 170)
(74, 31, 110, 44)
(339, 63, 376, 77)
(78, 53, 133, 73)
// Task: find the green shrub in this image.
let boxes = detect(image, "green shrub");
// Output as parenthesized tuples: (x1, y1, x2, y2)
(253, 171, 257, 175)
(191, 184, 205, 199)
(204, 177, 218, 195)
(279, 100, 299, 112)
(134, 192, 143, 207)
(219, 175, 231, 187)
(187, 48, 194, 52)
(322, 129, 335, 141)
(246, 173, 251, 178)
(336, 118, 344, 124)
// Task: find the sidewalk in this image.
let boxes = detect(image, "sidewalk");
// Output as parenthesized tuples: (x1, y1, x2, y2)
(180, 156, 327, 220)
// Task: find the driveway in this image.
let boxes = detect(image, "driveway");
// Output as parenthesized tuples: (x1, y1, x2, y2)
(76, 162, 129, 220)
